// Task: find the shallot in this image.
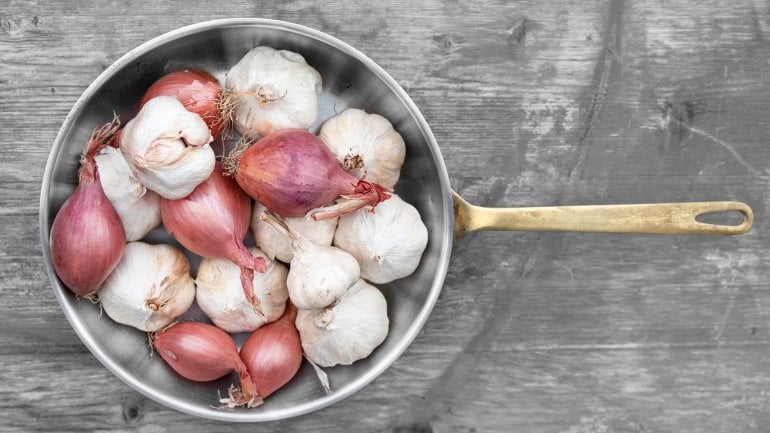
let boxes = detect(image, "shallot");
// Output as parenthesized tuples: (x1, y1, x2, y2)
(239, 303, 302, 399)
(49, 118, 126, 296)
(153, 322, 259, 408)
(228, 129, 390, 220)
(160, 163, 265, 310)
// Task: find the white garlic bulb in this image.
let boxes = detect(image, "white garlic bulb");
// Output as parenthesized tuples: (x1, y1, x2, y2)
(226, 46, 322, 138)
(119, 96, 215, 200)
(99, 242, 195, 332)
(95, 146, 161, 241)
(296, 279, 389, 367)
(251, 202, 338, 263)
(195, 247, 289, 333)
(334, 194, 428, 284)
(261, 211, 359, 310)
(318, 108, 406, 189)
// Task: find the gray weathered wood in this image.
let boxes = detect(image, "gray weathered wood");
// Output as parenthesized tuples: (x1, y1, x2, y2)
(2, 0, 770, 431)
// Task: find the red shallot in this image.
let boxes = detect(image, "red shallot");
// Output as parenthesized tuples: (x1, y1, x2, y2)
(239, 302, 302, 399)
(160, 163, 265, 310)
(139, 69, 228, 141)
(49, 118, 126, 296)
(227, 129, 391, 220)
(153, 321, 259, 407)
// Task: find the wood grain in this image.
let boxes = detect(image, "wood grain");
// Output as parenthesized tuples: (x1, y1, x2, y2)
(2, 0, 770, 431)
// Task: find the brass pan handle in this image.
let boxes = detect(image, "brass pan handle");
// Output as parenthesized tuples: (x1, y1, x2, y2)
(453, 191, 753, 238)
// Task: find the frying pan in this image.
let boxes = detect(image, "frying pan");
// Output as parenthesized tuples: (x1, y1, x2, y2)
(38, 19, 753, 422)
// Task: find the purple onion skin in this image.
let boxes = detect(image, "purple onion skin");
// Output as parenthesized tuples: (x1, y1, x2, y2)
(234, 129, 359, 218)
(50, 168, 126, 297)
(160, 163, 259, 268)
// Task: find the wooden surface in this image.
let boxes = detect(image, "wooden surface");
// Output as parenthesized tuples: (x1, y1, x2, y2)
(3, 0, 770, 431)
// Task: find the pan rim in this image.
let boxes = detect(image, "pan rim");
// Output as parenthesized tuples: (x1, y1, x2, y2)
(38, 17, 454, 422)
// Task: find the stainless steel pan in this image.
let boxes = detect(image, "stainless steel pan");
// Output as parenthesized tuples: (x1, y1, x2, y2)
(39, 19, 752, 422)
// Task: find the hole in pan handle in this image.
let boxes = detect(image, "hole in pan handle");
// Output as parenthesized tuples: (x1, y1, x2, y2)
(452, 191, 753, 238)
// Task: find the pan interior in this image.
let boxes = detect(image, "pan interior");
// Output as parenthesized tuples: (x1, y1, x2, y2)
(39, 19, 453, 421)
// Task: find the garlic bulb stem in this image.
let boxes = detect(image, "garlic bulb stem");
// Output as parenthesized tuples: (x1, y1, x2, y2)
(251, 202, 337, 263)
(315, 309, 333, 329)
(259, 210, 300, 246)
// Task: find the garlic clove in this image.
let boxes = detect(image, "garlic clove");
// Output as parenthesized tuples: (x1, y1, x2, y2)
(119, 96, 215, 200)
(99, 242, 195, 332)
(318, 108, 406, 189)
(226, 46, 322, 138)
(333, 194, 428, 284)
(260, 210, 359, 310)
(251, 202, 338, 263)
(195, 247, 289, 333)
(296, 279, 389, 367)
(95, 146, 161, 241)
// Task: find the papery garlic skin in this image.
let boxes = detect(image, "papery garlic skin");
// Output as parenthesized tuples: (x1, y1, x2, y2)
(296, 279, 389, 367)
(334, 194, 428, 284)
(226, 46, 322, 138)
(318, 108, 406, 189)
(195, 247, 289, 333)
(119, 96, 215, 200)
(95, 146, 161, 241)
(251, 202, 338, 263)
(261, 212, 359, 309)
(287, 242, 359, 309)
(99, 242, 195, 332)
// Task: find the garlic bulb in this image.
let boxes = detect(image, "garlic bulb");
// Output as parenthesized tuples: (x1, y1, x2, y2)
(261, 211, 359, 310)
(251, 202, 338, 263)
(226, 46, 322, 138)
(318, 108, 406, 189)
(195, 247, 289, 333)
(334, 194, 428, 284)
(119, 96, 215, 200)
(296, 279, 389, 367)
(95, 146, 161, 241)
(99, 242, 195, 332)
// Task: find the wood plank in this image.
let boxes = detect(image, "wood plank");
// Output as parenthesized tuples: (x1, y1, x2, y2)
(3, 0, 770, 431)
